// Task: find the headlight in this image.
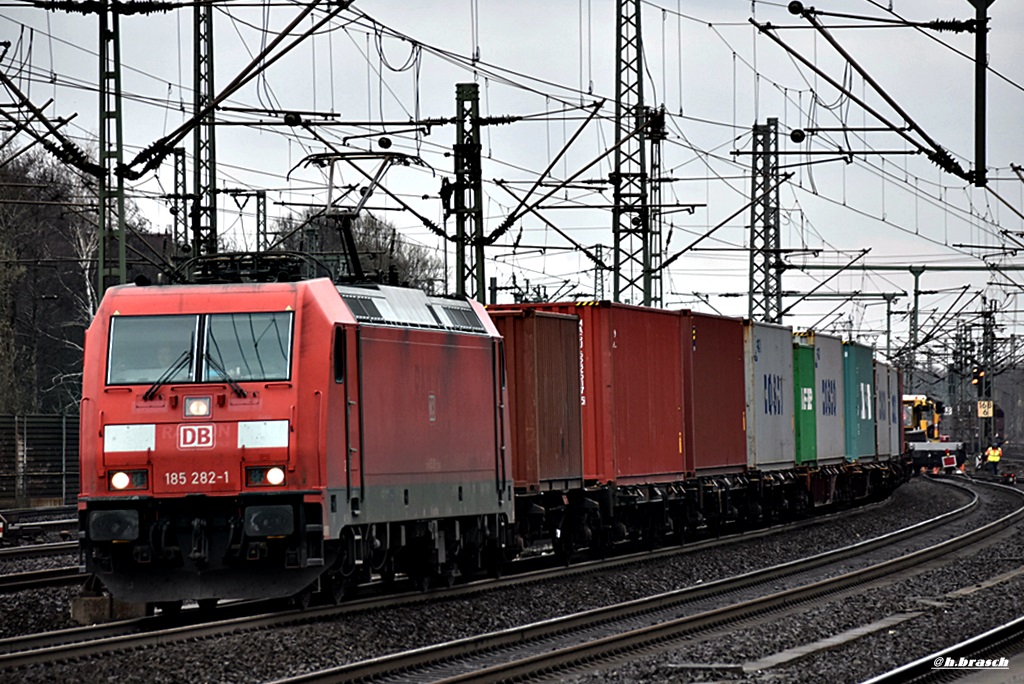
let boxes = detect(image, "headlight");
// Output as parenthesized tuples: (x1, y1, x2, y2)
(184, 396, 211, 417)
(108, 469, 148, 491)
(246, 465, 286, 487)
(266, 467, 285, 485)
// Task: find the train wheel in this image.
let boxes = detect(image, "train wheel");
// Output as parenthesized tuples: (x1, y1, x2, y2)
(441, 566, 458, 588)
(290, 586, 313, 610)
(326, 573, 348, 605)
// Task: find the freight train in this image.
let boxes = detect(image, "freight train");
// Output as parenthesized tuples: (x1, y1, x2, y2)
(78, 263, 909, 609)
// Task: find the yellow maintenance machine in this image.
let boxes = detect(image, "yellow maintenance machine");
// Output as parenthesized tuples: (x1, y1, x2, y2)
(902, 394, 965, 471)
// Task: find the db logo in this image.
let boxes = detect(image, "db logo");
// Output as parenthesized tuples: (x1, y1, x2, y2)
(179, 424, 215, 449)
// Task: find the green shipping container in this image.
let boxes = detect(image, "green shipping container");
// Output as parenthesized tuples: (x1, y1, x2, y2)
(792, 339, 817, 465)
(843, 341, 876, 461)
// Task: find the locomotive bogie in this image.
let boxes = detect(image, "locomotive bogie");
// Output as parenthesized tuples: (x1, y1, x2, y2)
(80, 495, 329, 602)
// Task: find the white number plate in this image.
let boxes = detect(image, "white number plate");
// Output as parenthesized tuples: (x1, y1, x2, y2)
(164, 471, 230, 486)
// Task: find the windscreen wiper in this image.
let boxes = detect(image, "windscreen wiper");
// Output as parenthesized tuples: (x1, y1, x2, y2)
(205, 353, 247, 398)
(143, 350, 192, 401)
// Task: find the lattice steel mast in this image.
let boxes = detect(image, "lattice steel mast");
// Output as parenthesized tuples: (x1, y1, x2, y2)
(192, 2, 217, 256)
(97, 3, 126, 293)
(747, 118, 782, 323)
(612, 0, 651, 305)
(647, 106, 667, 307)
(453, 83, 485, 301)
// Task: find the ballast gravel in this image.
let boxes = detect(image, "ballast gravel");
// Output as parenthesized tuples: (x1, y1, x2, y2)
(5, 476, 1018, 684)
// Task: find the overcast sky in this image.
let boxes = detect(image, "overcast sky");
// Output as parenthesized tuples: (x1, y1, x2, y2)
(2, 0, 1023, 363)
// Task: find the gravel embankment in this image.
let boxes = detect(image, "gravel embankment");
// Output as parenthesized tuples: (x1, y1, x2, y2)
(5, 477, 1004, 684)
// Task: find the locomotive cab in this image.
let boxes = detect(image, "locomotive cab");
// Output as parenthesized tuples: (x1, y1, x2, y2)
(79, 282, 332, 604)
(78, 277, 514, 606)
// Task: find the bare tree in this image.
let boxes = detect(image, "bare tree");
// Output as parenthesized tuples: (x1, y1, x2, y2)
(275, 210, 444, 292)
(0, 151, 101, 412)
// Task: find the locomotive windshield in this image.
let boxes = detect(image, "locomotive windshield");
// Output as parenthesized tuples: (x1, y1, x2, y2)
(203, 312, 292, 382)
(107, 312, 293, 385)
(108, 315, 197, 384)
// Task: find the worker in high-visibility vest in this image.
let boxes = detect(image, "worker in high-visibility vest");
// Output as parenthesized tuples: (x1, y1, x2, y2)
(985, 444, 1003, 476)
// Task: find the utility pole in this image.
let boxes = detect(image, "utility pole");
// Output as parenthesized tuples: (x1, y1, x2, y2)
(647, 106, 667, 307)
(593, 244, 605, 300)
(97, 2, 126, 294)
(453, 83, 485, 301)
(970, 0, 992, 187)
(192, 0, 217, 256)
(748, 118, 782, 323)
(883, 292, 897, 360)
(612, 0, 651, 305)
(171, 148, 187, 253)
(979, 297, 996, 447)
(908, 264, 925, 392)
(795, 262, 1024, 391)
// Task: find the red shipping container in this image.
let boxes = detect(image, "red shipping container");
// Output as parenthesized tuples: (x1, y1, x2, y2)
(680, 312, 747, 474)
(490, 302, 687, 485)
(489, 310, 583, 492)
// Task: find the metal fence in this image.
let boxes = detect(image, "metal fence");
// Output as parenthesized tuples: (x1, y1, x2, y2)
(0, 415, 79, 507)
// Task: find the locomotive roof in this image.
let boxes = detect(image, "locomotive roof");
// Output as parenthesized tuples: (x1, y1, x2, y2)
(335, 283, 490, 334)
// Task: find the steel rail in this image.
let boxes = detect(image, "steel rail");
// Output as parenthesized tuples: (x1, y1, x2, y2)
(9, 519, 77, 534)
(0, 541, 77, 561)
(863, 614, 1024, 684)
(430, 481, 1024, 684)
(264, 478, 1005, 684)
(0, 479, 977, 673)
(0, 567, 83, 593)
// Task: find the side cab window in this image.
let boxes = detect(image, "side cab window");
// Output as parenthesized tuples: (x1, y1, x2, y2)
(333, 327, 345, 383)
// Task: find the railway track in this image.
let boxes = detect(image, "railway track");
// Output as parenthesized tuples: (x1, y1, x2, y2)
(257, 478, 1023, 684)
(0, 506, 75, 520)
(0, 477, 988, 676)
(0, 507, 77, 545)
(864, 611, 1024, 683)
(0, 567, 83, 593)
(0, 541, 77, 562)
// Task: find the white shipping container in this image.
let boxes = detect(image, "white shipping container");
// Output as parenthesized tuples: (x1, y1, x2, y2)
(744, 322, 797, 470)
(888, 365, 902, 456)
(814, 333, 847, 463)
(874, 361, 892, 461)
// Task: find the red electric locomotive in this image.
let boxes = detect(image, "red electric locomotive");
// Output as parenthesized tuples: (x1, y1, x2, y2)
(79, 275, 512, 608)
